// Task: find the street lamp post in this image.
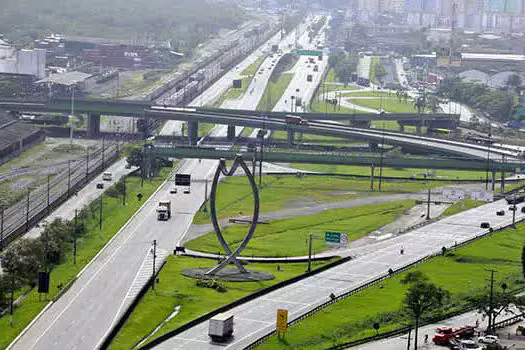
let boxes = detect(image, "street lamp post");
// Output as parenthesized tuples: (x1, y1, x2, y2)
(485, 128, 492, 191)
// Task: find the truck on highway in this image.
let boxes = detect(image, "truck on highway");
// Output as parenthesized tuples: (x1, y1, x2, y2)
(506, 192, 525, 204)
(432, 326, 475, 346)
(157, 200, 171, 221)
(209, 313, 234, 341)
(285, 115, 309, 126)
(307, 74, 313, 82)
(313, 65, 319, 72)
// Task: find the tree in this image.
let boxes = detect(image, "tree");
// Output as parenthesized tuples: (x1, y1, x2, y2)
(1, 238, 44, 286)
(402, 274, 449, 350)
(125, 144, 144, 167)
(467, 292, 525, 333)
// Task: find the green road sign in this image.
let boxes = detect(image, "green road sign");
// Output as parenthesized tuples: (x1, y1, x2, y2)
(325, 232, 348, 246)
(296, 50, 323, 57)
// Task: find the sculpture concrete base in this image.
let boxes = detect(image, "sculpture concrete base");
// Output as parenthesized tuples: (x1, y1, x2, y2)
(181, 268, 275, 282)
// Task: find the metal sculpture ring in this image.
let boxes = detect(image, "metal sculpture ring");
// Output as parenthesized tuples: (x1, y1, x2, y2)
(206, 155, 260, 275)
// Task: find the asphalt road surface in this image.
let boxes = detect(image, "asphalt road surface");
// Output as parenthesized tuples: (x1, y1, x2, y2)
(155, 199, 525, 349)
(9, 17, 310, 350)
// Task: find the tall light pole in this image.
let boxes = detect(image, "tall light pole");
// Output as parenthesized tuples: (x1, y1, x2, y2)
(485, 127, 492, 191)
(70, 86, 75, 148)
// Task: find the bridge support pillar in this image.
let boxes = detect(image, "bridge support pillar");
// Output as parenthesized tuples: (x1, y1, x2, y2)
(501, 170, 505, 193)
(227, 125, 236, 141)
(87, 113, 101, 138)
(492, 170, 496, 192)
(399, 123, 405, 132)
(287, 129, 295, 146)
(188, 121, 199, 145)
(416, 124, 422, 135)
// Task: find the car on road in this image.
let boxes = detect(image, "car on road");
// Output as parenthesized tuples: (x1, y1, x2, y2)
(170, 187, 177, 194)
(125, 163, 132, 169)
(478, 335, 499, 344)
(480, 222, 490, 229)
(460, 340, 481, 349)
(509, 206, 517, 211)
(496, 210, 505, 216)
(102, 172, 113, 181)
(184, 188, 191, 194)
(258, 71, 263, 75)
(521, 206, 525, 213)
(96, 183, 104, 189)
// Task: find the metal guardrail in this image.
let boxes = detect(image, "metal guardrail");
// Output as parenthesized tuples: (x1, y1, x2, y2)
(243, 216, 525, 349)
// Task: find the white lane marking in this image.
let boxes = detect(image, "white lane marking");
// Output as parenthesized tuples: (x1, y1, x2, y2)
(27, 203, 158, 349)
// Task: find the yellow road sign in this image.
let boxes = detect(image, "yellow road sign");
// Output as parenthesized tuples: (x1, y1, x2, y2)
(276, 309, 288, 333)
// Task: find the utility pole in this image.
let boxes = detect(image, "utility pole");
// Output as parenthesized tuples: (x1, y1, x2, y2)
(203, 180, 208, 213)
(86, 147, 90, 179)
(0, 206, 3, 251)
(47, 175, 51, 215)
(485, 269, 496, 334)
(485, 129, 492, 191)
(406, 326, 412, 350)
(26, 189, 30, 232)
(73, 209, 78, 264)
(67, 160, 71, 197)
(513, 191, 517, 228)
(426, 188, 431, 220)
(151, 240, 157, 290)
(102, 136, 105, 169)
(99, 196, 103, 239)
(379, 129, 385, 192)
(307, 233, 313, 273)
(122, 177, 126, 206)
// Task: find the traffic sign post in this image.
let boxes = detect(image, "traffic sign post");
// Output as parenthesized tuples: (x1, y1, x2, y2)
(276, 309, 288, 338)
(324, 232, 348, 247)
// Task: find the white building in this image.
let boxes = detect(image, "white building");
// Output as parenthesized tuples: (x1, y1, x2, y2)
(0, 43, 46, 79)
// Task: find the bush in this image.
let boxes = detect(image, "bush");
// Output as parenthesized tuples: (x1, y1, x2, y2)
(196, 279, 228, 293)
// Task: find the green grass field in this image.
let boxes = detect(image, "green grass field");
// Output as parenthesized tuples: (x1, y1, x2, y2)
(290, 164, 496, 181)
(257, 73, 293, 112)
(0, 169, 171, 349)
(350, 98, 419, 113)
(241, 56, 266, 76)
(441, 198, 486, 217)
(192, 175, 450, 225)
(258, 221, 525, 349)
(109, 257, 335, 349)
(186, 201, 414, 257)
(198, 123, 216, 137)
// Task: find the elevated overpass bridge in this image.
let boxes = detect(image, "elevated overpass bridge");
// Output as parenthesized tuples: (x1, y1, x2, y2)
(0, 98, 513, 162)
(0, 98, 459, 136)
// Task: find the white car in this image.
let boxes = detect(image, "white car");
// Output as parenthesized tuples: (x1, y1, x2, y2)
(183, 188, 191, 194)
(478, 335, 499, 344)
(460, 340, 481, 349)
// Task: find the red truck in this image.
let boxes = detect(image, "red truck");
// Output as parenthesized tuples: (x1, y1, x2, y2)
(285, 115, 309, 126)
(432, 326, 475, 346)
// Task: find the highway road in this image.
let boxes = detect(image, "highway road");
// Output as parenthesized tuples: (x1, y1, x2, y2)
(274, 21, 329, 113)
(9, 17, 312, 350)
(155, 199, 525, 349)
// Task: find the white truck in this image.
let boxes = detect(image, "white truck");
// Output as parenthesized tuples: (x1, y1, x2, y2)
(208, 313, 234, 341)
(157, 200, 171, 221)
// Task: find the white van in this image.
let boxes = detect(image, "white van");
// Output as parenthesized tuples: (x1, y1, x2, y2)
(102, 172, 113, 181)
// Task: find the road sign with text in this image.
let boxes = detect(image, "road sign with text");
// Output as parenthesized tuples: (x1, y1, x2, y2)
(296, 49, 323, 57)
(325, 232, 348, 247)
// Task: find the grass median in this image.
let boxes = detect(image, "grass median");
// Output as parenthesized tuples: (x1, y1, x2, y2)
(257, 216, 525, 349)
(0, 167, 171, 349)
(441, 198, 486, 217)
(109, 256, 336, 349)
(192, 175, 446, 225)
(290, 164, 499, 181)
(186, 201, 414, 257)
